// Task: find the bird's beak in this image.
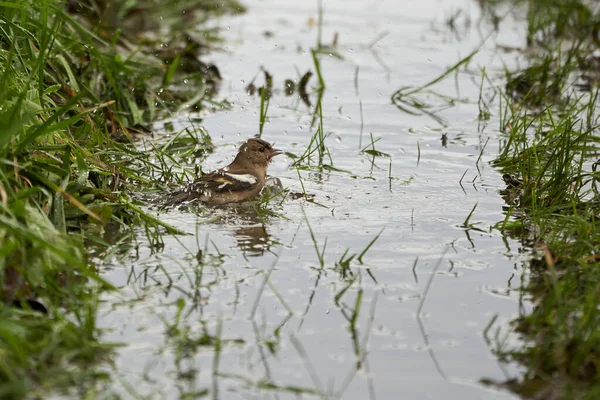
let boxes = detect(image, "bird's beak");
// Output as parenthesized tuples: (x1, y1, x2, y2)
(269, 148, 283, 158)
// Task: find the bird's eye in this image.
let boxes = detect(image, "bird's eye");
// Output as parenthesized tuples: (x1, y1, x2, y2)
(259, 147, 265, 152)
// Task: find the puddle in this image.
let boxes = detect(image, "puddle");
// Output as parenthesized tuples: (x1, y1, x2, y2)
(99, 1, 530, 398)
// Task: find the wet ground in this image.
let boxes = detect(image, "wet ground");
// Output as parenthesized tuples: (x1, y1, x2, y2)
(99, 1, 531, 398)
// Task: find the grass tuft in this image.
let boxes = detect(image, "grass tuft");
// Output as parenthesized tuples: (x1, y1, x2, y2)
(482, 0, 600, 397)
(0, 0, 241, 395)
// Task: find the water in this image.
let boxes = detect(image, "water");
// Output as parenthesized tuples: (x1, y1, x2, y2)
(99, 1, 530, 398)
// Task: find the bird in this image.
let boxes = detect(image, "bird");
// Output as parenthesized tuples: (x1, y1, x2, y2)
(167, 138, 282, 205)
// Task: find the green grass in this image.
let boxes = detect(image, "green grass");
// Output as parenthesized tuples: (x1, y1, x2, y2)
(288, 8, 338, 172)
(492, 105, 600, 398)
(481, 0, 600, 47)
(291, 49, 332, 170)
(475, 0, 600, 398)
(0, 0, 242, 396)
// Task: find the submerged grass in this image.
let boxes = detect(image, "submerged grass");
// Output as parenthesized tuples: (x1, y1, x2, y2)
(391, 48, 478, 126)
(0, 0, 241, 396)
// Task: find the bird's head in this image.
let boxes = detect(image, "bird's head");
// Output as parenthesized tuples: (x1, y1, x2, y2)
(233, 138, 282, 169)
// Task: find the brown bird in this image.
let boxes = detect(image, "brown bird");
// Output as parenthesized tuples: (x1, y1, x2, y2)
(167, 138, 282, 205)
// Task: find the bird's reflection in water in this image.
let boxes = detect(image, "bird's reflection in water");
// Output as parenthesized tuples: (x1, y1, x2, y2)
(233, 224, 272, 256)
(229, 178, 284, 256)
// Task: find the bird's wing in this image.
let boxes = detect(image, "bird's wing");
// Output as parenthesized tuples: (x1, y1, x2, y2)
(189, 170, 259, 195)
(165, 169, 261, 206)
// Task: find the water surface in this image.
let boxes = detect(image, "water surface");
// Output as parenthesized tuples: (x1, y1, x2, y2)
(99, 1, 530, 398)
